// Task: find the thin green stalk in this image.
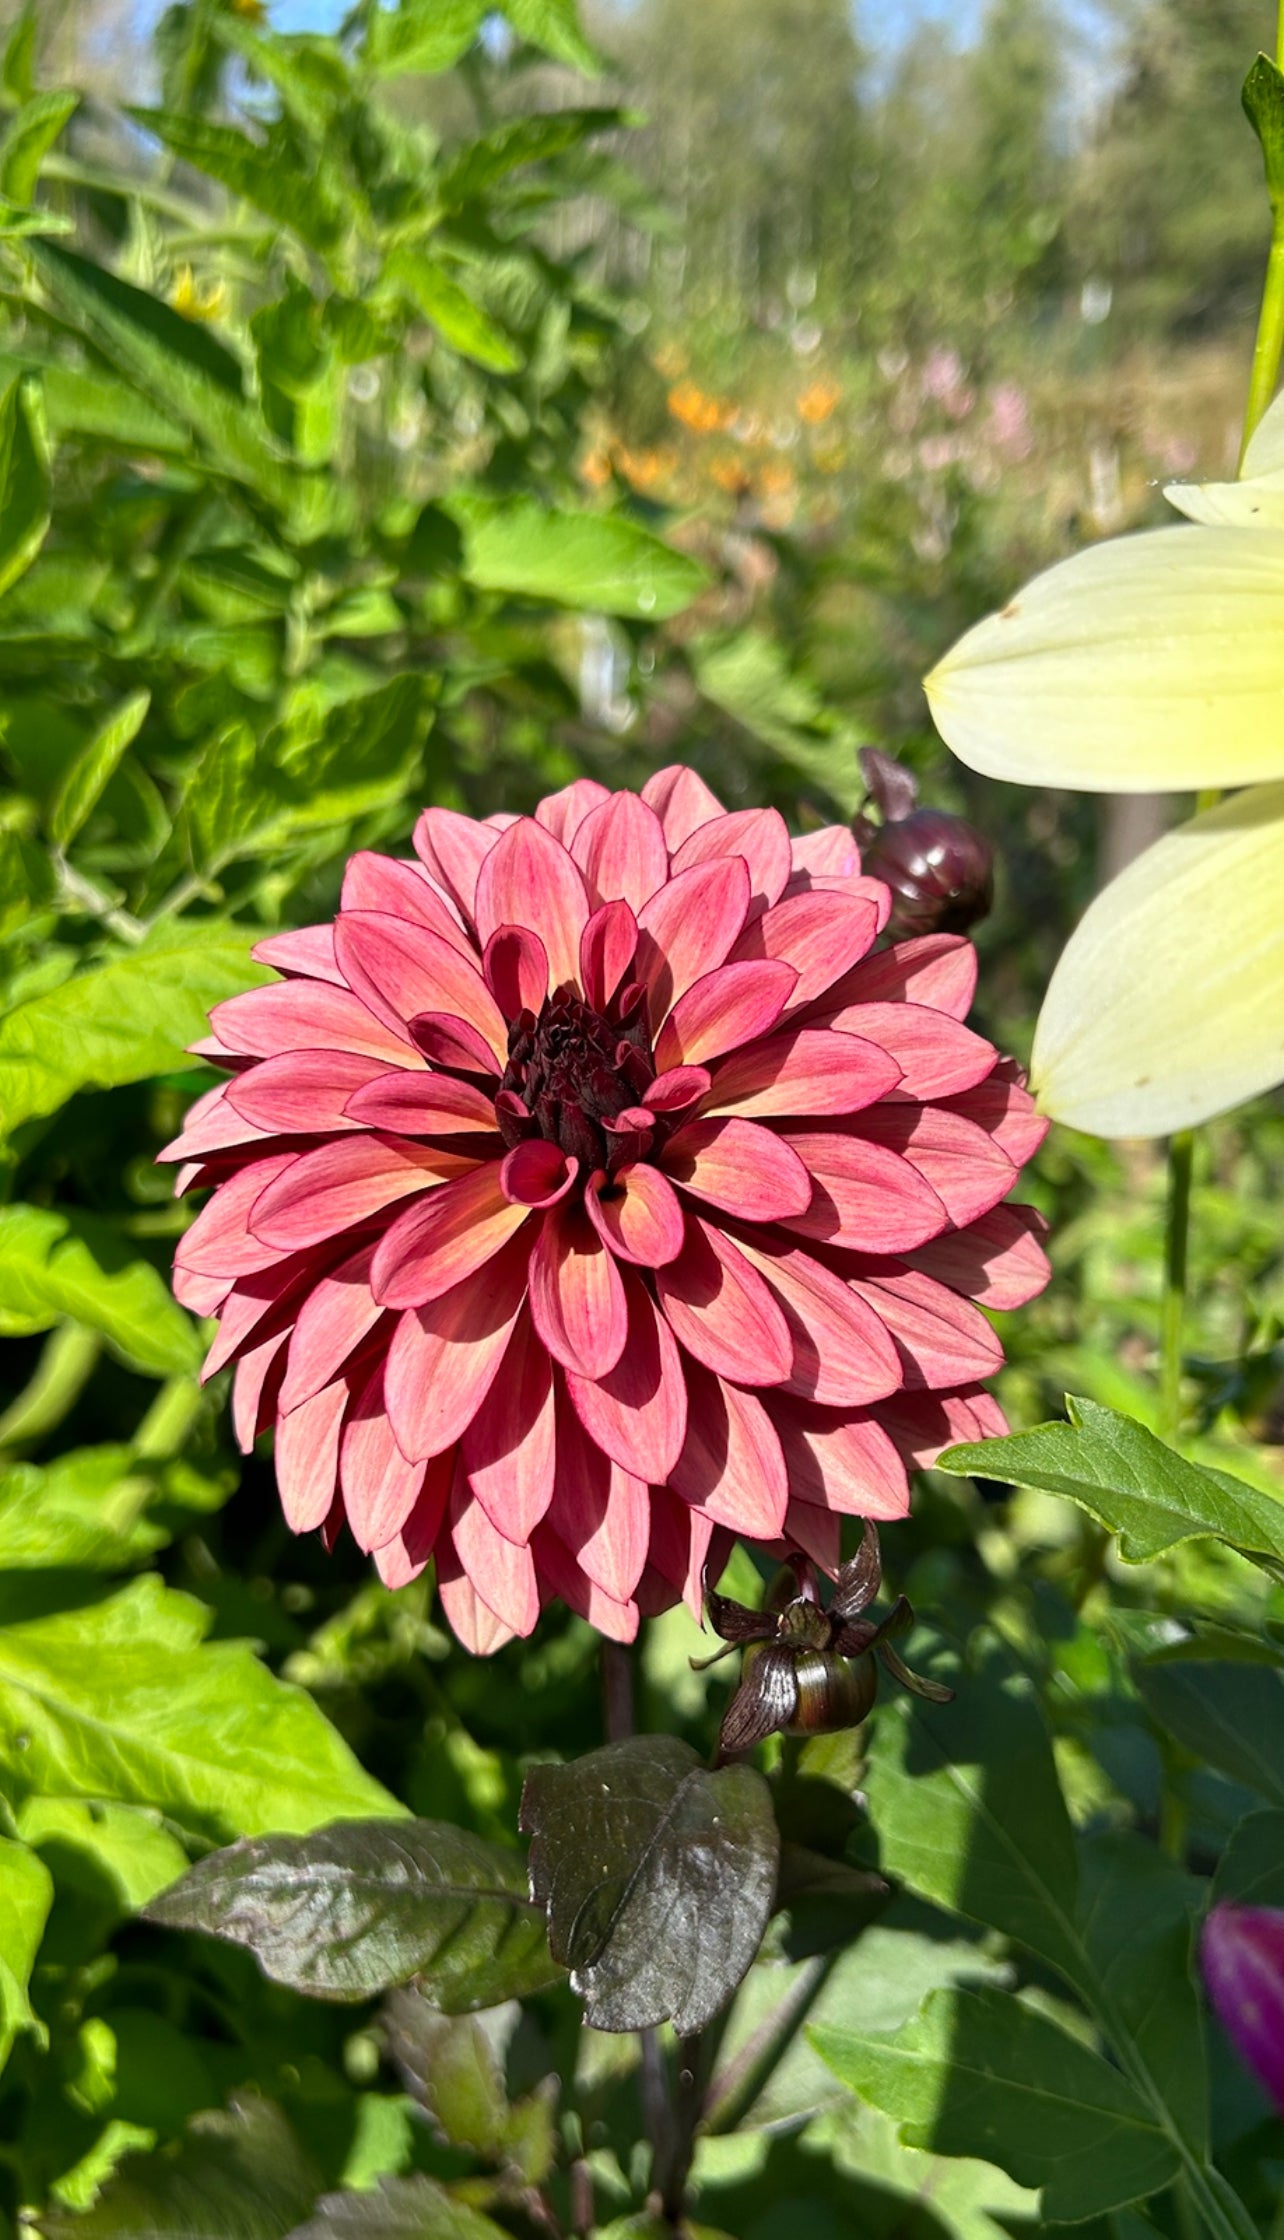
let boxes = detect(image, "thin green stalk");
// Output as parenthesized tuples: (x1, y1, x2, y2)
(0, 1321, 99, 1449)
(1239, 223, 1284, 464)
(1159, 1129, 1194, 1441)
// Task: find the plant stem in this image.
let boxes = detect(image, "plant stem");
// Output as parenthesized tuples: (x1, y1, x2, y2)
(1240, 3, 1284, 461)
(1159, 1129, 1194, 1441)
(600, 1638, 635, 1743)
(0, 1321, 99, 1450)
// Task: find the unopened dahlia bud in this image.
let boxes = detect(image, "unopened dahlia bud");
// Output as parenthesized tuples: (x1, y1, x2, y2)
(1201, 1901, 1284, 2110)
(855, 746, 994, 941)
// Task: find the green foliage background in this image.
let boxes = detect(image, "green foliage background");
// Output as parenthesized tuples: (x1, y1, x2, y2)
(0, 1, 1283, 2236)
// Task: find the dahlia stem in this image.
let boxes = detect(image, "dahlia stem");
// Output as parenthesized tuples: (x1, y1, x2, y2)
(1159, 1129, 1194, 1441)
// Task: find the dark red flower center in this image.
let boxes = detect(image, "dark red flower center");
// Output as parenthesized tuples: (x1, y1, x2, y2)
(499, 981, 656, 1171)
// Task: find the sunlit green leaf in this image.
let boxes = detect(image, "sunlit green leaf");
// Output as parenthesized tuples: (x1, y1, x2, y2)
(48, 690, 151, 851)
(129, 108, 346, 258)
(0, 1205, 199, 1375)
(0, 373, 50, 598)
(453, 494, 707, 619)
(812, 1986, 1178, 2222)
(0, 89, 78, 207)
(365, 0, 487, 76)
(388, 250, 522, 373)
(0, 1575, 402, 1841)
(501, 0, 601, 75)
(36, 2095, 322, 2240)
(0, 1835, 53, 2074)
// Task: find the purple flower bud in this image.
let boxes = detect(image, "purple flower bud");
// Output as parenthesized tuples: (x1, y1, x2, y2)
(861, 808, 995, 941)
(1201, 1901, 1284, 2110)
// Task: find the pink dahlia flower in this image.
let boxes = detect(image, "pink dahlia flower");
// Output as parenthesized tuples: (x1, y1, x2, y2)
(162, 767, 1048, 1653)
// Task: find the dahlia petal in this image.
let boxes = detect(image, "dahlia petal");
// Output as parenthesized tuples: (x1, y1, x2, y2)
(382, 1233, 530, 1460)
(548, 1391, 651, 1603)
(372, 1163, 532, 1311)
(275, 1377, 348, 1533)
(200, 1260, 304, 1380)
(879, 1384, 1008, 1467)
(730, 890, 879, 1008)
(641, 763, 724, 850)
(409, 1012, 502, 1079)
(735, 1237, 902, 1405)
(572, 791, 669, 914)
(855, 1105, 1017, 1227)
(821, 1000, 996, 1100)
(645, 1064, 713, 1114)
(435, 1552, 520, 1654)
(701, 1028, 901, 1121)
(280, 1241, 384, 1412)
(817, 931, 978, 1022)
(251, 924, 344, 985)
(655, 1214, 793, 1386)
(501, 1139, 577, 1208)
(371, 1447, 455, 1589)
(670, 805, 792, 915)
(780, 1498, 841, 1574)
(473, 817, 589, 993)
(226, 1049, 391, 1136)
(251, 1135, 479, 1254)
(653, 958, 798, 1072)
(450, 1470, 541, 1636)
(335, 912, 508, 1063)
(528, 1198, 627, 1378)
(344, 1068, 500, 1136)
(157, 1083, 273, 1162)
(899, 1202, 1050, 1311)
(941, 1059, 1049, 1166)
(849, 1268, 1003, 1390)
(580, 898, 639, 1013)
(341, 852, 475, 954)
(535, 776, 612, 846)
(172, 1263, 231, 1315)
(774, 1127, 949, 1251)
(186, 1037, 251, 1072)
(564, 1268, 687, 1483)
(483, 923, 550, 1018)
(461, 1306, 555, 1543)
(231, 1327, 288, 1452)
(209, 980, 416, 1066)
(767, 1398, 910, 1520)
(662, 1114, 813, 1221)
(635, 857, 751, 1028)
(646, 1485, 718, 1621)
(789, 826, 861, 879)
(585, 1162, 685, 1266)
(175, 1151, 299, 1278)
(668, 1361, 788, 1537)
(531, 1523, 640, 1642)
(341, 1361, 427, 1553)
(412, 805, 499, 926)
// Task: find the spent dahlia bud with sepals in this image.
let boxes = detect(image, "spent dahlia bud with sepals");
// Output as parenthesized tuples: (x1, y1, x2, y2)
(161, 765, 1047, 1653)
(854, 746, 994, 942)
(1201, 1903, 1284, 2111)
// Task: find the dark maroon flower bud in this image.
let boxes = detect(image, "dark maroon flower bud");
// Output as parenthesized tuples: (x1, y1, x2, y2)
(1202, 1902, 1284, 2110)
(854, 746, 994, 941)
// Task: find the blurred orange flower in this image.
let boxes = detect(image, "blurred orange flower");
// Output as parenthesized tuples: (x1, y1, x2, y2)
(667, 381, 735, 435)
(798, 378, 841, 426)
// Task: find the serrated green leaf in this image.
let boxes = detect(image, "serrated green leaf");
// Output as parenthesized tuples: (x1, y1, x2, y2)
(288, 2176, 508, 2240)
(365, 0, 487, 76)
(18, 1795, 189, 1915)
(0, 353, 184, 450)
(438, 109, 622, 206)
(501, 0, 601, 75)
(811, 1985, 1178, 2222)
(26, 241, 297, 513)
(35, 2094, 322, 2240)
(49, 690, 150, 851)
(1134, 1656, 1284, 1807)
(0, 917, 270, 1136)
(129, 108, 346, 258)
(520, 1735, 779, 2035)
(864, 1640, 1084, 1986)
(0, 1834, 52, 2074)
(0, 1445, 171, 1571)
(0, 373, 50, 598)
(0, 1206, 199, 1375)
(2, 6, 36, 103)
(388, 251, 522, 373)
(145, 1817, 557, 2008)
(0, 1575, 402, 1842)
(0, 88, 77, 206)
(452, 494, 707, 619)
(938, 1397, 1284, 1574)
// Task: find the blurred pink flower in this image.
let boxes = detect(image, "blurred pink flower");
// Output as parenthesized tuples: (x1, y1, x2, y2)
(987, 382, 1033, 462)
(1202, 1903, 1284, 2109)
(163, 768, 1047, 1653)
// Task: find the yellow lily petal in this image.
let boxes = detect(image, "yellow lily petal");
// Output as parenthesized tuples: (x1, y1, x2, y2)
(1031, 783, 1284, 1137)
(925, 525, 1284, 791)
(1165, 388, 1284, 525)
(1243, 387, 1284, 475)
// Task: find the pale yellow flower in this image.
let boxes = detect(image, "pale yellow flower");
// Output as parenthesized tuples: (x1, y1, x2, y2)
(924, 394, 1284, 1138)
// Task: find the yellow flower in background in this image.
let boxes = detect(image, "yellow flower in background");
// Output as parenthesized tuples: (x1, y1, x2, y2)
(925, 392, 1284, 1139)
(798, 377, 840, 426)
(170, 264, 227, 322)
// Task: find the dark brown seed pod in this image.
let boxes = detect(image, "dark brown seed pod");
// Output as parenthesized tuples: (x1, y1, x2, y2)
(853, 745, 994, 941)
